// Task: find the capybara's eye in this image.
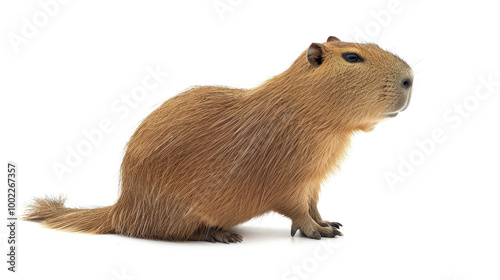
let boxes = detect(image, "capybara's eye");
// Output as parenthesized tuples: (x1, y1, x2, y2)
(342, 52, 364, 63)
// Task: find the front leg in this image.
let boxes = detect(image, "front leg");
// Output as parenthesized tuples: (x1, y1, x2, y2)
(309, 191, 343, 230)
(276, 199, 342, 240)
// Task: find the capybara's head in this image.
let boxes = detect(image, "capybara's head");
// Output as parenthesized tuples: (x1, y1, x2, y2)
(304, 36, 413, 128)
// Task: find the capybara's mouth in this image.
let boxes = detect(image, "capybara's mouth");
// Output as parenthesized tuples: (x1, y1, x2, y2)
(387, 87, 412, 118)
(400, 93, 411, 112)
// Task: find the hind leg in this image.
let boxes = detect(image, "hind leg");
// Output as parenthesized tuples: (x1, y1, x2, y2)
(188, 226, 243, 243)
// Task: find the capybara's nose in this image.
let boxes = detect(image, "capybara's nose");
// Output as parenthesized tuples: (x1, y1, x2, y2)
(401, 77, 413, 90)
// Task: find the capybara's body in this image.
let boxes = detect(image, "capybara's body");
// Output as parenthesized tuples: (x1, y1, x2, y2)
(112, 85, 352, 240)
(25, 36, 413, 243)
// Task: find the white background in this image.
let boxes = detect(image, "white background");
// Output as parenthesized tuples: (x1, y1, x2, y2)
(1, 0, 499, 279)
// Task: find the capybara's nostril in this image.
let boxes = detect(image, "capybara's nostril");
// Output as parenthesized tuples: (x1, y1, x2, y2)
(401, 78, 413, 90)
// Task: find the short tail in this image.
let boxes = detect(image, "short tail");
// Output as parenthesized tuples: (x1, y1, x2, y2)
(23, 196, 114, 234)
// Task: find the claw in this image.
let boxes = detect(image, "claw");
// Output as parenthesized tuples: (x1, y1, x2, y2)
(331, 228, 343, 237)
(234, 234, 243, 242)
(327, 221, 343, 229)
(312, 231, 321, 240)
(206, 235, 216, 243)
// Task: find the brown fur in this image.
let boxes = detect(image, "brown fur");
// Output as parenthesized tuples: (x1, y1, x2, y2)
(24, 37, 413, 243)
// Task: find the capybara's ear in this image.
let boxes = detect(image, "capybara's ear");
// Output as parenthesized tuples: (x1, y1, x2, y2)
(307, 43, 324, 67)
(327, 36, 340, 42)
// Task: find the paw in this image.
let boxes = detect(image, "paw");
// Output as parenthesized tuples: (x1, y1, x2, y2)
(315, 226, 343, 238)
(291, 225, 321, 240)
(206, 229, 243, 244)
(291, 223, 343, 240)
